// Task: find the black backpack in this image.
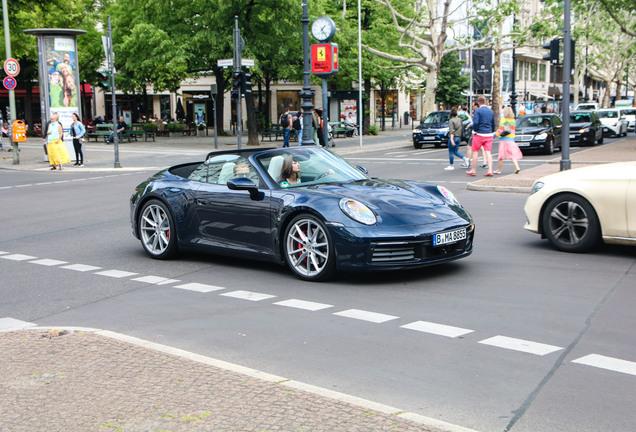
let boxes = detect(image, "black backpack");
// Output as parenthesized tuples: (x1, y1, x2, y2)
(293, 117, 301, 130)
(280, 113, 289, 128)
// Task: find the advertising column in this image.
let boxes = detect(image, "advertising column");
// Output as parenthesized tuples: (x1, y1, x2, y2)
(23, 29, 86, 157)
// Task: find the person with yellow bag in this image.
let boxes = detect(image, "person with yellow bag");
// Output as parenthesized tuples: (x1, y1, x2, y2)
(43, 112, 70, 171)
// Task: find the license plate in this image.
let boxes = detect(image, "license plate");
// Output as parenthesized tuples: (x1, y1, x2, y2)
(603, 128, 608, 132)
(433, 228, 466, 246)
(569, 134, 576, 139)
(518, 142, 529, 147)
(423, 136, 435, 140)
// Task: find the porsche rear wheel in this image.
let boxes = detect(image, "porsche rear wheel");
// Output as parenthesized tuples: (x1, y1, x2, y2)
(284, 215, 335, 281)
(139, 200, 178, 259)
(541, 193, 600, 253)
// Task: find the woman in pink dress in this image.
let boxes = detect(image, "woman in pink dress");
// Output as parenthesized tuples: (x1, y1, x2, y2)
(494, 106, 522, 174)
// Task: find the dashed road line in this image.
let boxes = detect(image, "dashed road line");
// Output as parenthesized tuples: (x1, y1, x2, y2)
(173, 282, 225, 293)
(95, 269, 139, 278)
(401, 321, 474, 338)
(334, 309, 399, 323)
(274, 299, 333, 311)
(220, 290, 276, 301)
(479, 335, 563, 356)
(0, 253, 37, 261)
(30, 258, 68, 266)
(572, 354, 636, 376)
(61, 263, 102, 272)
(132, 275, 181, 285)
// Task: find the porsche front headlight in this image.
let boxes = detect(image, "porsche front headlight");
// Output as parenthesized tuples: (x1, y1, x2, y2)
(339, 199, 377, 225)
(437, 185, 460, 206)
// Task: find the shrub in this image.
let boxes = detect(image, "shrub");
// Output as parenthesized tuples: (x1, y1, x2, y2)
(142, 122, 157, 132)
(166, 122, 185, 132)
(368, 124, 379, 135)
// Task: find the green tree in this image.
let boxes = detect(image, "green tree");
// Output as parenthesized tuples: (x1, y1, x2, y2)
(436, 53, 470, 108)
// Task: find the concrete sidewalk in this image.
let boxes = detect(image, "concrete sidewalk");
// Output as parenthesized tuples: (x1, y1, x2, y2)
(0, 326, 466, 432)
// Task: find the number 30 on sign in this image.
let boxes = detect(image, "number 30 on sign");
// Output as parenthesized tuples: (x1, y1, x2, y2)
(4, 58, 20, 77)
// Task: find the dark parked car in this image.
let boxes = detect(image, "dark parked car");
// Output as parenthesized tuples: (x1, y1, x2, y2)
(568, 110, 603, 146)
(130, 147, 475, 281)
(515, 114, 562, 154)
(412, 110, 473, 149)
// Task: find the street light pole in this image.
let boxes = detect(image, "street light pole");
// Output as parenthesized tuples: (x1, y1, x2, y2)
(510, 15, 518, 114)
(560, 0, 572, 171)
(299, 0, 314, 145)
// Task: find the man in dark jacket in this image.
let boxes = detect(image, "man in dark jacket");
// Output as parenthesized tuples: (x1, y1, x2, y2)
(466, 96, 496, 176)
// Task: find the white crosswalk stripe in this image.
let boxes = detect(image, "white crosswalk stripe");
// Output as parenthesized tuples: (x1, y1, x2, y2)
(1, 254, 37, 261)
(94, 269, 138, 278)
(132, 276, 181, 285)
(30, 259, 69, 266)
(274, 299, 333, 311)
(401, 321, 474, 338)
(61, 264, 102, 272)
(333, 309, 399, 323)
(479, 335, 563, 356)
(221, 290, 276, 301)
(173, 282, 225, 293)
(572, 354, 636, 377)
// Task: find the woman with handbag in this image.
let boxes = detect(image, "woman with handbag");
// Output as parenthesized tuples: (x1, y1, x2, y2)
(70, 113, 86, 166)
(494, 106, 522, 174)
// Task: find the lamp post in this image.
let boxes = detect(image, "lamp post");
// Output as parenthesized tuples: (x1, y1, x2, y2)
(299, 0, 315, 145)
(509, 15, 518, 114)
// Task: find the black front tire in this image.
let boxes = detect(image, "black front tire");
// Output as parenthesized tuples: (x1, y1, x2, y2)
(543, 137, 554, 155)
(413, 141, 422, 149)
(138, 200, 179, 259)
(541, 193, 601, 253)
(283, 214, 335, 282)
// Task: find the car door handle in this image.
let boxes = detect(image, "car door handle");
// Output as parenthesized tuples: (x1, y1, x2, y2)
(196, 199, 208, 206)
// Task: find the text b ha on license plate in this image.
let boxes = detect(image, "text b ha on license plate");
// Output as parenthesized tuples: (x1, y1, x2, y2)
(433, 228, 466, 246)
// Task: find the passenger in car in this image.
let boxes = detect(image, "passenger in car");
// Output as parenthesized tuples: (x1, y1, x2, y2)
(279, 155, 301, 186)
(233, 162, 251, 178)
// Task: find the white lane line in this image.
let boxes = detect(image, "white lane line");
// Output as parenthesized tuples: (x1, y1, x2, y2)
(479, 335, 563, 356)
(0, 251, 8, 255)
(274, 299, 333, 311)
(30, 259, 69, 266)
(220, 290, 276, 302)
(1, 254, 37, 261)
(61, 263, 102, 272)
(173, 282, 225, 293)
(94, 269, 138, 278)
(15, 184, 33, 188)
(401, 321, 474, 338)
(132, 275, 181, 285)
(334, 309, 399, 324)
(572, 354, 636, 377)
(0, 317, 37, 332)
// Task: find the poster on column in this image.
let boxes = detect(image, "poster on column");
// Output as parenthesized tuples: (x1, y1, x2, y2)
(43, 36, 81, 155)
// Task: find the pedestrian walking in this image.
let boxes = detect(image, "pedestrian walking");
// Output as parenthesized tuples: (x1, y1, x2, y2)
(466, 96, 496, 177)
(43, 112, 70, 171)
(70, 113, 86, 167)
(444, 108, 470, 171)
(314, 108, 327, 148)
(494, 106, 522, 175)
(293, 111, 303, 145)
(312, 108, 321, 146)
(280, 107, 292, 148)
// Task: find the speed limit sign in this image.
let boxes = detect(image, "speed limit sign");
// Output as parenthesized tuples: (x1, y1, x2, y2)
(4, 58, 19, 77)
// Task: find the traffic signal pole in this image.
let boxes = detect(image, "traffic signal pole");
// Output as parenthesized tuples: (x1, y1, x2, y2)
(2, 0, 19, 164)
(560, 0, 572, 171)
(233, 16, 243, 149)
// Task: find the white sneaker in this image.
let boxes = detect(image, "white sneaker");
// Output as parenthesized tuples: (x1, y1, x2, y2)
(444, 165, 455, 171)
(459, 158, 470, 168)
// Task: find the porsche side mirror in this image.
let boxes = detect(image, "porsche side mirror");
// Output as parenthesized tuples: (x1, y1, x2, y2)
(227, 177, 262, 200)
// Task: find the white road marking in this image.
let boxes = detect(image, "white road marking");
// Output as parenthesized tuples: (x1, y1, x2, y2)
(173, 282, 225, 293)
(30, 258, 68, 266)
(94, 269, 138, 278)
(61, 263, 102, 272)
(132, 275, 181, 285)
(0, 254, 37, 261)
(15, 184, 33, 188)
(274, 299, 333, 311)
(0, 317, 36, 332)
(334, 309, 399, 324)
(401, 321, 474, 338)
(221, 290, 276, 302)
(572, 354, 636, 376)
(0, 251, 8, 255)
(479, 335, 563, 356)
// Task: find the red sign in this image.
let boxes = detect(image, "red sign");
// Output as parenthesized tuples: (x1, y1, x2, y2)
(311, 43, 339, 78)
(4, 58, 20, 77)
(3, 76, 17, 90)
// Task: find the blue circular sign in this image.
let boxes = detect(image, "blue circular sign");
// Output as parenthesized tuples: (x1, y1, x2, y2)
(3, 76, 17, 90)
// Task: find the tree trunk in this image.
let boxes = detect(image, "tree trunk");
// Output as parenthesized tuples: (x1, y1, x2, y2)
(214, 68, 225, 134)
(492, 48, 502, 124)
(364, 79, 372, 134)
(245, 92, 259, 146)
(423, 68, 438, 116)
(602, 80, 611, 107)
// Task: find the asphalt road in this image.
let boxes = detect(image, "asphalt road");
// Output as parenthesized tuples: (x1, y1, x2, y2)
(1, 140, 635, 432)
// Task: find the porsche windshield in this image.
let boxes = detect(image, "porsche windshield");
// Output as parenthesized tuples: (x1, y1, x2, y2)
(256, 148, 368, 188)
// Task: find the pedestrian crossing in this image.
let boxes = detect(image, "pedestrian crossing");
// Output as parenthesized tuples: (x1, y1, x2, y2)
(1, 249, 636, 380)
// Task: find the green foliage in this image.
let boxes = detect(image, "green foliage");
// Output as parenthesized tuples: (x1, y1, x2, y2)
(142, 122, 157, 132)
(368, 124, 379, 135)
(166, 122, 185, 132)
(436, 53, 470, 108)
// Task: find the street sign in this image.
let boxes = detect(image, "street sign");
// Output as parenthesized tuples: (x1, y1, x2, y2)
(4, 58, 20, 77)
(3, 76, 17, 90)
(217, 59, 233, 68)
(242, 59, 254, 67)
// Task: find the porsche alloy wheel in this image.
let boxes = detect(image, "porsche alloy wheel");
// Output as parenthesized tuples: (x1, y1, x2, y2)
(284, 215, 335, 281)
(542, 193, 600, 253)
(139, 200, 178, 259)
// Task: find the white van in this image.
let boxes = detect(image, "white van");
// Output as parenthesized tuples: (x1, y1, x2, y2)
(575, 102, 599, 110)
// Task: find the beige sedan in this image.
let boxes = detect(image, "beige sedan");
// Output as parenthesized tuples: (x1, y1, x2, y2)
(524, 162, 636, 252)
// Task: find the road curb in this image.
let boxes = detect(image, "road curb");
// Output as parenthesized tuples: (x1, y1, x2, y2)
(466, 183, 532, 193)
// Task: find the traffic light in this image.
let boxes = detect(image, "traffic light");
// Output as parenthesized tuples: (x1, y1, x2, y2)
(231, 71, 243, 98)
(97, 71, 110, 90)
(241, 72, 252, 96)
(542, 38, 560, 64)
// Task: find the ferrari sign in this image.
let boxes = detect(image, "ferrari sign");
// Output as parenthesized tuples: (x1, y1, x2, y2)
(311, 43, 339, 78)
(4, 58, 20, 77)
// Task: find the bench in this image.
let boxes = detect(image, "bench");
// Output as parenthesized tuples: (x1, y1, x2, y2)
(329, 122, 351, 138)
(261, 123, 285, 141)
(130, 124, 156, 142)
(87, 124, 113, 142)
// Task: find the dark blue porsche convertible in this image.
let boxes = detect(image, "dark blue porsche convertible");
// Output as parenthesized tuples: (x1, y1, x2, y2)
(130, 147, 474, 281)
